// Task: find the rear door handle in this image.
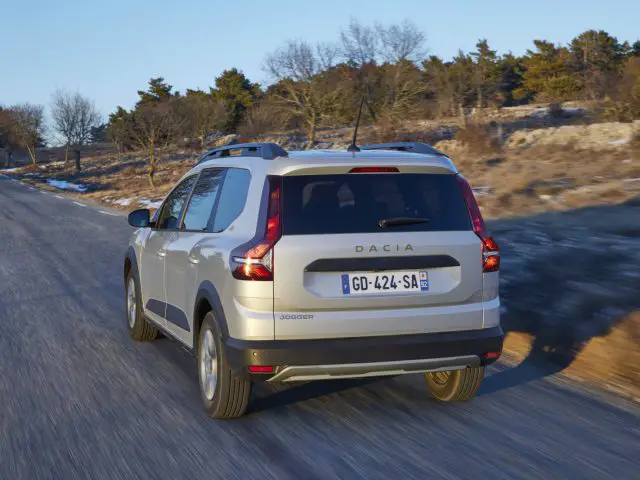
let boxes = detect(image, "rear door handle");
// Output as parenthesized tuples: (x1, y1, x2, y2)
(157, 250, 166, 258)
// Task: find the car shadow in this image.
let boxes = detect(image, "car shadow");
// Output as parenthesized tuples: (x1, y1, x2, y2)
(478, 336, 576, 396)
(249, 378, 383, 414)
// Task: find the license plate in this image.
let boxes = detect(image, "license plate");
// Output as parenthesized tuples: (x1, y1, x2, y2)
(341, 271, 429, 296)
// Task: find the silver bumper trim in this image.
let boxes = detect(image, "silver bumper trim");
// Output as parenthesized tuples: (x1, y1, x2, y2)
(268, 355, 481, 382)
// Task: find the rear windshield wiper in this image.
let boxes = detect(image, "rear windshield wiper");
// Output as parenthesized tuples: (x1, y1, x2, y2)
(378, 217, 431, 228)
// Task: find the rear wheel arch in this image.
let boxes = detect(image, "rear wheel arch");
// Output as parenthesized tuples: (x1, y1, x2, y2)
(193, 281, 230, 350)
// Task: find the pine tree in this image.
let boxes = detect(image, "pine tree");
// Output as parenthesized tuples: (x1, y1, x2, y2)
(136, 77, 176, 106)
(497, 53, 526, 106)
(519, 40, 581, 101)
(210, 69, 259, 132)
(570, 30, 626, 99)
(470, 39, 502, 108)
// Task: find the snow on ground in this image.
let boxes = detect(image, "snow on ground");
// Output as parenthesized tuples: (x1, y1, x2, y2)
(472, 186, 492, 196)
(113, 198, 133, 206)
(138, 199, 163, 209)
(609, 138, 630, 145)
(0, 168, 24, 173)
(45, 180, 88, 192)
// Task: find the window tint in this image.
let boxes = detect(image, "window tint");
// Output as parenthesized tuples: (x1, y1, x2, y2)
(282, 173, 472, 235)
(157, 176, 197, 230)
(212, 169, 251, 232)
(182, 169, 224, 231)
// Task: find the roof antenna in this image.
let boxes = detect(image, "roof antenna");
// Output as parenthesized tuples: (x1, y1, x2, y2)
(347, 97, 365, 153)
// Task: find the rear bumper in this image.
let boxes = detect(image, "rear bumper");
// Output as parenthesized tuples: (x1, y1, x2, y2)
(225, 326, 504, 382)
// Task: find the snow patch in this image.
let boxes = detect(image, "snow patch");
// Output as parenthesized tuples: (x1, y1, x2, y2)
(113, 198, 133, 206)
(45, 180, 88, 192)
(0, 167, 23, 173)
(472, 186, 492, 196)
(608, 138, 629, 146)
(138, 198, 162, 209)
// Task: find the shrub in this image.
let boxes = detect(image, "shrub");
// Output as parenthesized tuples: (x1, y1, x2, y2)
(455, 119, 503, 154)
(236, 104, 279, 142)
(548, 102, 565, 119)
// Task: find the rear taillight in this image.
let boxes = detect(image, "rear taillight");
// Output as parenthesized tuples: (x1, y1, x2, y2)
(455, 175, 486, 235)
(232, 176, 282, 281)
(482, 236, 500, 272)
(456, 175, 500, 273)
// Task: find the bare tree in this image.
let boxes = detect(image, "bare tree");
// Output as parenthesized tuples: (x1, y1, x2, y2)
(50, 90, 101, 171)
(129, 101, 182, 187)
(378, 20, 426, 63)
(379, 61, 429, 119)
(341, 19, 379, 66)
(7, 104, 45, 165)
(339, 19, 428, 122)
(340, 19, 381, 121)
(237, 102, 280, 141)
(264, 40, 341, 146)
(181, 93, 226, 146)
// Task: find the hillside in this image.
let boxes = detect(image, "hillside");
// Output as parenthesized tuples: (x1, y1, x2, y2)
(2, 106, 640, 400)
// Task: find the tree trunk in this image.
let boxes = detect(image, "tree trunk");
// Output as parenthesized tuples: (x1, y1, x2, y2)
(112, 140, 122, 162)
(364, 94, 377, 123)
(74, 149, 81, 172)
(148, 150, 156, 188)
(27, 146, 37, 165)
(64, 144, 70, 165)
(477, 85, 483, 110)
(6, 151, 12, 168)
(307, 121, 317, 148)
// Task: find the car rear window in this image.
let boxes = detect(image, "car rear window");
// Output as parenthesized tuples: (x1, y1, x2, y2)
(281, 173, 472, 235)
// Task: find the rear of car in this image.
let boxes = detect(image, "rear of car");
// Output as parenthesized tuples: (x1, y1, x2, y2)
(226, 156, 503, 384)
(126, 144, 504, 419)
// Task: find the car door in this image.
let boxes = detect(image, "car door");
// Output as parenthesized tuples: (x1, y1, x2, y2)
(140, 175, 197, 328)
(163, 168, 225, 346)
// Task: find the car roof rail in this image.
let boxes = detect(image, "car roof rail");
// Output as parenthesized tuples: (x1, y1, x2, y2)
(196, 142, 288, 165)
(360, 142, 447, 157)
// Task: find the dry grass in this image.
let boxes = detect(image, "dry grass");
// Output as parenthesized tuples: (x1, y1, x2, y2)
(504, 312, 640, 399)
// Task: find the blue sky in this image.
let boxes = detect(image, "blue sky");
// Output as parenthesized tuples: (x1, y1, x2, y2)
(2, 0, 638, 119)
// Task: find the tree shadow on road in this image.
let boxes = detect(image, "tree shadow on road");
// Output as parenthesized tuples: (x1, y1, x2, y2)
(478, 336, 579, 396)
(479, 198, 640, 396)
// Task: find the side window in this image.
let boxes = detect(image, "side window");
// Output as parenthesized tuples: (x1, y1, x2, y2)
(156, 176, 197, 230)
(182, 169, 225, 231)
(212, 168, 251, 232)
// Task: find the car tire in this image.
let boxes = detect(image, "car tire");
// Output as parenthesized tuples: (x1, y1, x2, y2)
(125, 269, 159, 342)
(197, 312, 251, 419)
(425, 366, 485, 402)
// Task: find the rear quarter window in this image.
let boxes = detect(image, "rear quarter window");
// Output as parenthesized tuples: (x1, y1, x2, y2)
(212, 168, 251, 232)
(282, 173, 471, 235)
